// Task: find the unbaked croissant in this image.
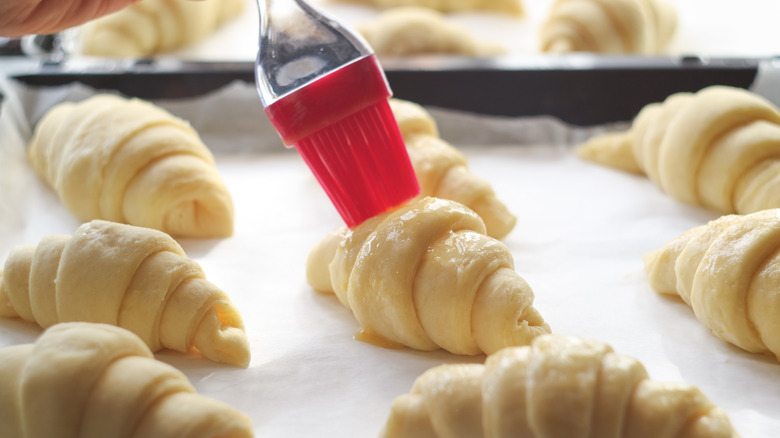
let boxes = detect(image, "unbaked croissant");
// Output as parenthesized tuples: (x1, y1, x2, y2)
(578, 86, 780, 215)
(0, 220, 250, 367)
(0, 322, 254, 438)
(358, 7, 505, 57)
(644, 209, 780, 360)
(390, 99, 516, 239)
(381, 334, 739, 438)
(28, 93, 234, 238)
(331, 0, 524, 15)
(540, 0, 677, 54)
(306, 196, 550, 355)
(81, 0, 244, 57)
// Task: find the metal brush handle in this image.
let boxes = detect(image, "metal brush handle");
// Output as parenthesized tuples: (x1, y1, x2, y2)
(254, 0, 372, 106)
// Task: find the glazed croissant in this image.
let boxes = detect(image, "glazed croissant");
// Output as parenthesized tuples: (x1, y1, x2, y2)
(333, 0, 524, 15)
(390, 99, 516, 239)
(28, 94, 234, 238)
(578, 86, 780, 215)
(0, 322, 254, 438)
(645, 209, 780, 360)
(81, 0, 244, 57)
(358, 7, 505, 57)
(0, 220, 250, 367)
(540, 0, 677, 54)
(306, 196, 550, 355)
(382, 334, 739, 438)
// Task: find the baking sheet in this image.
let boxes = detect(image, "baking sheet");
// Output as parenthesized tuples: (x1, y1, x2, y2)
(1, 76, 779, 437)
(5, 56, 768, 127)
(166, 0, 780, 60)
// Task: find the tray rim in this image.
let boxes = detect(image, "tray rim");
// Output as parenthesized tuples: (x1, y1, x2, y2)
(2, 55, 774, 125)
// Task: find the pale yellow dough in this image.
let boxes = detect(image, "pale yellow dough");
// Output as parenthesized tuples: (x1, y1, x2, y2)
(0, 322, 254, 438)
(381, 334, 740, 438)
(81, 0, 245, 57)
(0, 220, 250, 367)
(358, 7, 505, 57)
(329, 0, 523, 15)
(540, 0, 677, 54)
(577, 85, 780, 215)
(390, 98, 517, 239)
(306, 196, 550, 355)
(28, 94, 234, 238)
(645, 209, 780, 361)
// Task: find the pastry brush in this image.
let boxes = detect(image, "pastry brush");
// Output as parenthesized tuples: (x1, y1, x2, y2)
(254, 0, 420, 227)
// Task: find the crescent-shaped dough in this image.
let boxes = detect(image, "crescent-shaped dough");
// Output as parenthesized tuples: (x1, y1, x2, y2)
(578, 86, 780, 215)
(28, 94, 234, 238)
(381, 334, 739, 437)
(358, 7, 505, 57)
(330, 0, 524, 15)
(306, 196, 549, 355)
(390, 99, 517, 239)
(645, 209, 780, 360)
(0, 220, 250, 367)
(81, 0, 245, 57)
(0, 322, 254, 438)
(541, 0, 677, 54)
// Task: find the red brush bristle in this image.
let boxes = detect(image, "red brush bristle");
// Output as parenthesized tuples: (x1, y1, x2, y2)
(295, 100, 420, 227)
(265, 55, 421, 228)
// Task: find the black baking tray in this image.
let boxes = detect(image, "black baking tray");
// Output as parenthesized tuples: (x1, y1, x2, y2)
(4, 55, 769, 126)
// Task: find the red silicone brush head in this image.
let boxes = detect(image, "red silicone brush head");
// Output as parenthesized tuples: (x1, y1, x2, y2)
(265, 55, 420, 228)
(294, 101, 420, 227)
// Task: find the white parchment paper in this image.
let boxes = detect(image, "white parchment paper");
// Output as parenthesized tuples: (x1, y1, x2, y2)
(1, 77, 779, 437)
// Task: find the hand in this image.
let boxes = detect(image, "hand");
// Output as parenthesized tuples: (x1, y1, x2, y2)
(0, 0, 140, 37)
